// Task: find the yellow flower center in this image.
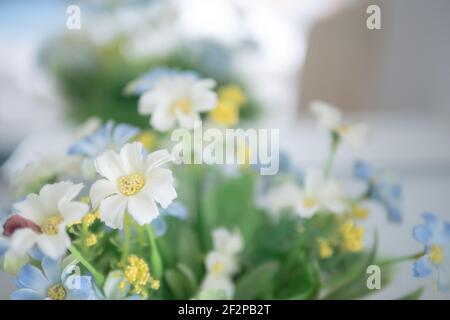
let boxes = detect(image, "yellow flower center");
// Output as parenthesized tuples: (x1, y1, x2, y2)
(118, 174, 145, 196)
(136, 131, 157, 151)
(219, 85, 246, 107)
(82, 210, 99, 227)
(340, 220, 365, 252)
(318, 238, 333, 259)
(210, 101, 239, 127)
(303, 196, 318, 209)
(430, 245, 443, 265)
(121, 255, 159, 299)
(85, 234, 98, 247)
(171, 98, 191, 114)
(47, 284, 66, 300)
(337, 125, 350, 135)
(351, 205, 369, 220)
(41, 215, 63, 235)
(212, 261, 225, 275)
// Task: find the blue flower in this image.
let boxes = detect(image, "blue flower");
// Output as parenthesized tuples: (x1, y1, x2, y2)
(152, 201, 188, 236)
(11, 257, 94, 300)
(412, 213, 450, 292)
(68, 121, 139, 158)
(354, 161, 402, 223)
(124, 67, 199, 95)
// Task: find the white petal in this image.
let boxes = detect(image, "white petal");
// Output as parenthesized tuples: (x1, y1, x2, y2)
(320, 180, 346, 213)
(295, 199, 319, 218)
(90, 179, 118, 209)
(175, 109, 200, 129)
(144, 149, 174, 173)
(128, 193, 159, 225)
(119, 142, 144, 174)
(94, 150, 125, 181)
(9, 228, 39, 257)
(268, 183, 302, 213)
(14, 194, 47, 225)
(145, 167, 177, 208)
(58, 201, 89, 224)
(36, 232, 71, 260)
(304, 168, 324, 196)
(310, 100, 342, 130)
(341, 123, 370, 149)
(99, 194, 128, 229)
(138, 91, 158, 115)
(40, 182, 84, 213)
(151, 105, 176, 132)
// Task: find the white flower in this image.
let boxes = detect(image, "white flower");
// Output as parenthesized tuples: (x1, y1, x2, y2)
(310, 100, 370, 149)
(268, 168, 347, 218)
(90, 142, 177, 229)
(212, 228, 244, 257)
(10, 181, 88, 259)
(138, 73, 217, 131)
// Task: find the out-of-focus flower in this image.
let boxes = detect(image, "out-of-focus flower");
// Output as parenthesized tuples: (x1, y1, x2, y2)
(135, 130, 158, 151)
(354, 161, 402, 223)
(412, 213, 450, 292)
(11, 257, 94, 300)
(69, 120, 140, 159)
(209, 84, 246, 127)
(8, 182, 88, 259)
(310, 101, 370, 149)
(90, 142, 176, 229)
(318, 238, 333, 259)
(94, 271, 140, 300)
(340, 220, 365, 252)
(217, 85, 246, 107)
(151, 201, 188, 236)
(138, 71, 217, 131)
(267, 168, 346, 218)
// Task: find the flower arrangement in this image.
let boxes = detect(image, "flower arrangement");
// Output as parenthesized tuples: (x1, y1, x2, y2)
(1, 69, 449, 300)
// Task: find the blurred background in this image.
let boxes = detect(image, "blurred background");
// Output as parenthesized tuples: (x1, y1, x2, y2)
(0, 0, 449, 299)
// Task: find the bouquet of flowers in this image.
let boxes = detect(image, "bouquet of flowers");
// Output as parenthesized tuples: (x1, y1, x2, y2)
(1, 68, 449, 300)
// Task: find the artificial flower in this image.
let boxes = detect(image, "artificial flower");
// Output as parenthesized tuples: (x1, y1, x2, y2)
(412, 213, 450, 292)
(69, 120, 140, 159)
(11, 256, 94, 300)
(138, 71, 217, 131)
(310, 100, 370, 149)
(354, 160, 402, 223)
(8, 181, 88, 259)
(90, 142, 177, 229)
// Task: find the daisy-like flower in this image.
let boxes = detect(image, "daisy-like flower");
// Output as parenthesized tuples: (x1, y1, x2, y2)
(268, 168, 346, 218)
(11, 256, 94, 300)
(310, 100, 370, 149)
(89, 142, 177, 229)
(8, 181, 88, 259)
(138, 71, 217, 131)
(412, 213, 450, 292)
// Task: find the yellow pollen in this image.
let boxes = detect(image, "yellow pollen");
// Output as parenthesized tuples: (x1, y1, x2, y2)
(219, 85, 246, 107)
(118, 174, 145, 196)
(212, 262, 225, 275)
(351, 205, 369, 220)
(340, 220, 365, 252)
(41, 215, 63, 235)
(430, 245, 443, 264)
(47, 284, 66, 300)
(171, 99, 191, 114)
(82, 211, 99, 227)
(210, 101, 239, 127)
(85, 234, 98, 247)
(303, 196, 318, 209)
(121, 255, 159, 298)
(318, 238, 333, 259)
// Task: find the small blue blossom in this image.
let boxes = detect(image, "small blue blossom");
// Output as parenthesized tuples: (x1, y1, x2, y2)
(125, 67, 199, 95)
(11, 257, 94, 300)
(412, 213, 450, 292)
(152, 201, 188, 236)
(354, 160, 402, 223)
(69, 121, 139, 158)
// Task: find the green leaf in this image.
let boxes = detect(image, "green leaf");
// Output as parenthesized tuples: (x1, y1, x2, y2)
(234, 261, 280, 299)
(399, 287, 424, 300)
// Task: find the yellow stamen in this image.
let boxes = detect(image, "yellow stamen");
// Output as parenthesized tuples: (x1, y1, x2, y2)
(41, 215, 63, 235)
(82, 210, 99, 227)
(121, 255, 159, 298)
(219, 85, 246, 107)
(171, 99, 191, 114)
(47, 284, 66, 300)
(318, 238, 333, 259)
(430, 245, 443, 265)
(85, 234, 98, 247)
(118, 174, 145, 196)
(351, 205, 369, 220)
(303, 196, 318, 209)
(212, 262, 225, 275)
(210, 101, 239, 127)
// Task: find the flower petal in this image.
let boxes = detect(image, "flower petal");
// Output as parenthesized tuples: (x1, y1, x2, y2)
(94, 150, 125, 181)
(128, 193, 159, 225)
(89, 179, 118, 209)
(40, 182, 84, 213)
(58, 201, 89, 224)
(42, 257, 62, 285)
(412, 255, 433, 278)
(15, 264, 49, 293)
(36, 232, 71, 260)
(310, 100, 342, 130)
(11, 288, 44, 300)
(9, 228, 39, 257)
(119, 142, 144, 174)
(412, 224, 432, 246)
(145, 167, 177, 208)
(99, 194, 128, 229)
(14, 194, 46, 225)
(144, 149, 174, 173)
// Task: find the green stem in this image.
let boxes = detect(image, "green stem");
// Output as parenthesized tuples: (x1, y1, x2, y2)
(69, 245, 105, 287)
(324, 133, 340, 178)
(146, 225, 163, 279)
(122, 213, 132, 264)
(378, 252, 424, 267)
